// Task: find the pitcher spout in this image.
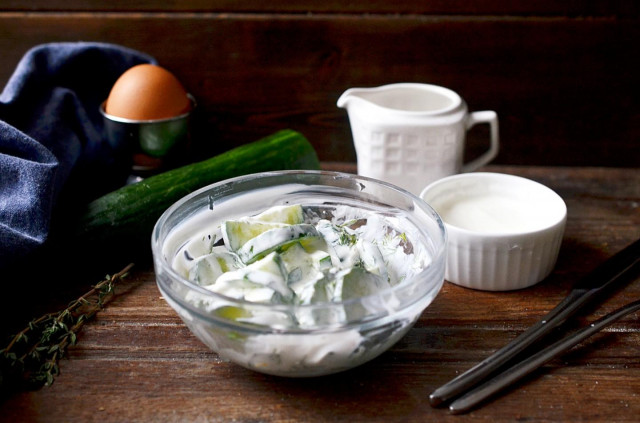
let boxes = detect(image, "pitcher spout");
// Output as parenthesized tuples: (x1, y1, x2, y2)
(336, 87, 376, 109)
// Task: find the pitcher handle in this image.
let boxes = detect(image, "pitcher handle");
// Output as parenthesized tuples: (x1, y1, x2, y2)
(461, 110, 499, 173)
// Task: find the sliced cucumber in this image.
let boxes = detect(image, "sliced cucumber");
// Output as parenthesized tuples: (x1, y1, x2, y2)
(316, 219, 359, 266)
(237, 224, 321, 264)
(334, 267, 390, 321)
(312, 250, 333, 270)
(213, 251, 292, 302)
(253, 204, 304, 224)
(222, 220, 290, 252)
(187, 246, 242, 285)
(214, 305, 252, 321)
(355, 240, 389, 282)
(206, 278, 276, 304)
(296, 276, 333, 305)
(279, 242, 326, 293)
(334, 267, 390, 302)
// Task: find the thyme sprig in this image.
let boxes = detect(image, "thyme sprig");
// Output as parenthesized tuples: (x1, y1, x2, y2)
(0, 263, 134, 391)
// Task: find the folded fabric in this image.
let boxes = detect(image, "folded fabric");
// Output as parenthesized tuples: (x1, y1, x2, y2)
(0, 42, 156, 270)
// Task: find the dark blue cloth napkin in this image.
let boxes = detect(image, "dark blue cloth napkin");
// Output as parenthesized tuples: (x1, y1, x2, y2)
(0, 42, 156, 270)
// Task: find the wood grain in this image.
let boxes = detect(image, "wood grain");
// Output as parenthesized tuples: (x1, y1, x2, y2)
(0, 7, 638, 167)
(1, 164, 638, 422)
(0, 1, 638, 15)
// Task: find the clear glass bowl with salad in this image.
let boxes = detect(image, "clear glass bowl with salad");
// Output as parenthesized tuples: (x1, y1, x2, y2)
(152, 170, 446, 377)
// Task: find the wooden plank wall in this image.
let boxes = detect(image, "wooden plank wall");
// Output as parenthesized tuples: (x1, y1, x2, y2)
(0, 2, 638, 167)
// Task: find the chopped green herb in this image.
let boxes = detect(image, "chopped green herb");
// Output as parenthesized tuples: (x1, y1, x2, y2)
(338, 231, 357, 246)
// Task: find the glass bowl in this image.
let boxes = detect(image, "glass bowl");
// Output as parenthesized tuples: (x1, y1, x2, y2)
(152, 170, 446, 377)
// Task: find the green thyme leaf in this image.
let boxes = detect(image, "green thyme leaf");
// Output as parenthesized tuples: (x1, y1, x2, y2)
(0, 263, 134, 392)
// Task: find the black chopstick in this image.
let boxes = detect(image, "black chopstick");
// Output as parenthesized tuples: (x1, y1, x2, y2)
(429, 238, 640, 408)
(449, 298, 640, 414)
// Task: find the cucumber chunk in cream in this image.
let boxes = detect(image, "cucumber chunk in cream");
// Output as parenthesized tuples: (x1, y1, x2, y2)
(177, 204, 426, 317)
(168, 201, 434, 377)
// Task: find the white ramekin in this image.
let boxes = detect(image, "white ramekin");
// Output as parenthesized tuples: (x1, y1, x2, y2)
(420, 172, 567, 291)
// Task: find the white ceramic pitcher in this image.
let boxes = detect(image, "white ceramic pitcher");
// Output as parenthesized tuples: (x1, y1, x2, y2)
(337, 83, 499, 195)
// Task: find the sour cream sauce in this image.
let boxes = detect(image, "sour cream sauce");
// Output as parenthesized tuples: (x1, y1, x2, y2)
(436, 193, 553, 233)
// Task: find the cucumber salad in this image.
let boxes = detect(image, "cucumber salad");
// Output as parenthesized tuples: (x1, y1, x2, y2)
(173, 204, 425, 316)
(166, 202, 434, 376)
(175, 204, 415, 305)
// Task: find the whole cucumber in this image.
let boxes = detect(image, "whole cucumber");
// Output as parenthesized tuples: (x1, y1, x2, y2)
(74, 129, 320, 254)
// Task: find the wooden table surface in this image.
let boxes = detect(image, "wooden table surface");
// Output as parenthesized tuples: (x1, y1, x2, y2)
(1, 164, 639, 422)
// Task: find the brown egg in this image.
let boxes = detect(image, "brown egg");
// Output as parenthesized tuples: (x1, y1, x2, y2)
(105, 64, 191, 120)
